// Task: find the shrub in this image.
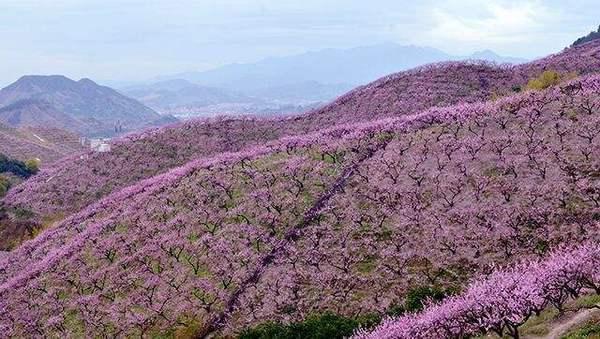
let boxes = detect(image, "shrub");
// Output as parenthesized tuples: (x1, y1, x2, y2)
(238, 312, 380, 339)
(404, 285, 450, 313)
(526, 71, 562, 90)
(0, 174, 9, 197)
(0, 153, 35, 178)
(525, 70, 578, 91)
(563, 321, 600, 339)
(24, 158, 40, 174)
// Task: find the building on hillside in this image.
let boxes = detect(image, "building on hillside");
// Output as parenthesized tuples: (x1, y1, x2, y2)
(89, 138, 112, 153)
(96, 143, 111, 153)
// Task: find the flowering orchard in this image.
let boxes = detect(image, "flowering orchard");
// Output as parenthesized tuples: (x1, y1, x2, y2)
(0, 125, 81, 164)
(1, 70, 600, 336)
(4, 39, 600, 248)
(354, 243, 600, 339)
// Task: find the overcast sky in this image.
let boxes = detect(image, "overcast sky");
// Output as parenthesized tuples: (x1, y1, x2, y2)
(0, 0, 599, 86)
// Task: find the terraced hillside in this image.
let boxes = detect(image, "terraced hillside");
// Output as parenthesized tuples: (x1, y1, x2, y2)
(3, 40, 600, 245)
(1, 72, 600, 336)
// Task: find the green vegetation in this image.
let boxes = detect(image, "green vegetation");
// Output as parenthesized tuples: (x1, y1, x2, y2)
(0, 174, 9, 197)
(0, 154, 40, 197)
(526, 70, 577, 91)
(0, 153, 39, 178)
(404, 285, 451, 313)
(573, 294, 600, 309)
(238, 312, 380, 339)
(517, 306, 560, 337)
(24, 158, 40, 174)
(238, 284, 455, 339)
(562, 320, 600, 339)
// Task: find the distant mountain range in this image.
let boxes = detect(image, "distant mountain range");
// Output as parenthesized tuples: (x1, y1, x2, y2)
(0, 44, 526, 132)
(120, 43, 527, 118)
(0, 75, 176, 137)
(155, 43, 527, 90)
(119, 78, 340, 118)
(121, 79, 255, 109)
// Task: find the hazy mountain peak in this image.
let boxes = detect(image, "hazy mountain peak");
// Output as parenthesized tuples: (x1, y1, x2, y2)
(17, 74, 71, 82)
(471, 49, 497, 56)
(468, 50, 527, 64)
(0, 75, 172, 136)
(77, 78, 98, 86)
(155, 43, 527, 92)
(8, 75, 75, 91)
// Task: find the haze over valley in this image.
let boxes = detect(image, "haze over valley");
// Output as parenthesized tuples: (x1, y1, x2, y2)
(117, 43, 527, 118)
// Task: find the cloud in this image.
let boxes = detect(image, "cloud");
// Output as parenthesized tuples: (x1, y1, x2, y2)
(425, 0, 557, 44)
(0, 0, 597, 85)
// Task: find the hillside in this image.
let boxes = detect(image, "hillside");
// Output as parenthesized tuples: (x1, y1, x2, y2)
(0, 62, 511, 239)
(1, 66, 600, 337)
(0, 75, 174, 136)
(306, 39, 600, 127)
(3, 40, 600, 235)
(0, 99, 91, 132)
(0, 123, 82, 164)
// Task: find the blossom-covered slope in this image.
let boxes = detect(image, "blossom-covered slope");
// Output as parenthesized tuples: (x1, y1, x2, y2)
(1, 72, 600, 336)
(0, 123, 83, 163)
(3, 118, 291, 221)
(354, 242, 600, 339)
(305, 39, 600, 126)
(3, 40, 600, 243)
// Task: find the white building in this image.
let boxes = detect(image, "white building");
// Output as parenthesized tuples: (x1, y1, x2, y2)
(96, 143, 111, 153)
(89, 138, 112, 153)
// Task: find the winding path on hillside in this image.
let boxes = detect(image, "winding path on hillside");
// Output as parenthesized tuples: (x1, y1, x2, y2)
(527, 305, 600, 339)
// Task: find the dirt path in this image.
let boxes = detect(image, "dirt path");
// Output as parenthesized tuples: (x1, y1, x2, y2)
(532, 306, 600, 339)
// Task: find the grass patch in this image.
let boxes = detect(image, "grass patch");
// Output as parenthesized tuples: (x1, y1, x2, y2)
(519, 307, 560, 337)
(562, 319, 600, 339)
(572, 294, 600, 309)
